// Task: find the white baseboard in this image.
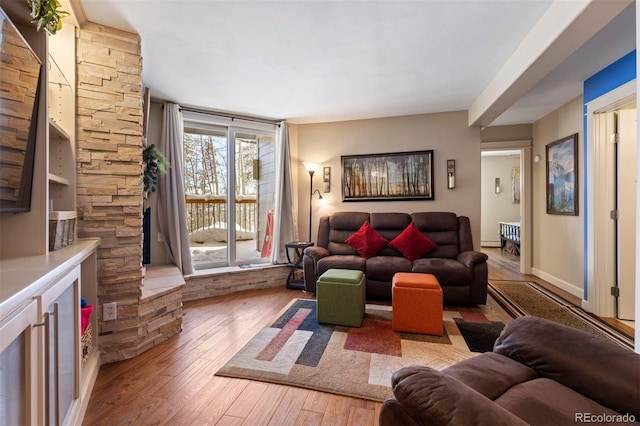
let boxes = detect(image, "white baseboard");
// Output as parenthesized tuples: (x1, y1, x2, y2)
(482, 241, 501, 248)
(531, 267, 584, 299)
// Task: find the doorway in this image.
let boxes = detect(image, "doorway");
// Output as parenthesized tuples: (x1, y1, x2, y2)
(586, 80, 636, 325)
(480, 142, 532, 275)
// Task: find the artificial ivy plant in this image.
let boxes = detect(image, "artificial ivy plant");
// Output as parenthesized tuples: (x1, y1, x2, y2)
(27, 0, 69, 34)
(143, 144, 169, 197)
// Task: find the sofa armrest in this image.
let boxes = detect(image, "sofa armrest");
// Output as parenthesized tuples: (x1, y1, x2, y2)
(303, 246, 329, 261)
(494, 316, 640, 418)
(382, 366, 528, 426)
(457, 250, 488, 269)
(302, 247, 330, 293)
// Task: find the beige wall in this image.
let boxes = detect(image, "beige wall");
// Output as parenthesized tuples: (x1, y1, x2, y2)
(531, 96, 583, 295)
(481, 155, 521, 246)
(481, 124, 532, 142)
(295, 111, 483, 248)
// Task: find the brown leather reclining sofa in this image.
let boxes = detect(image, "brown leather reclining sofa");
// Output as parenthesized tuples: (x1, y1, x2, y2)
(379, 316, 640, 425)
(302, 211, 488, 304)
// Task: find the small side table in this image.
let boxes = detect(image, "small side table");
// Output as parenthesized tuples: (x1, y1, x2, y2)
(285, 241, 314, 290)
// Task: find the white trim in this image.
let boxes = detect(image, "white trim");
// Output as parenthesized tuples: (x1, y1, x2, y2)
(585, 79, 636, 317)
(531, 267, 584, 299)
(481, 141, 532, 274)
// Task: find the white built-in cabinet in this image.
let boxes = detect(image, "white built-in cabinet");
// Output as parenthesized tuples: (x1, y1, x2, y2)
(0, 1, 99, 425)
(0, 240, 99, 425)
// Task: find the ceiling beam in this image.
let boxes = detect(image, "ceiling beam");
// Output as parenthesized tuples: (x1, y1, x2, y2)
(468, 0, 633, 128)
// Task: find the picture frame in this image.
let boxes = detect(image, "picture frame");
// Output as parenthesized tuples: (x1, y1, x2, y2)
(511, 166, 520, 204)
(341, 150, 434, 201)
(546, 134, 578, 215)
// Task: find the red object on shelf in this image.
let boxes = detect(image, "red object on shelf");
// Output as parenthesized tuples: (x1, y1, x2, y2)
(81, 305, 94, 334)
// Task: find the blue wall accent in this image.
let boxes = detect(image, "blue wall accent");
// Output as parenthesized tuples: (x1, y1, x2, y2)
(584, 51, 636, 104)
(582, 50, 636, 299)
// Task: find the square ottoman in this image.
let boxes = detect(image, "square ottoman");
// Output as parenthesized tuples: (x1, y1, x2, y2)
(392, 272, 443, 335)
(316, 269, 366, 327)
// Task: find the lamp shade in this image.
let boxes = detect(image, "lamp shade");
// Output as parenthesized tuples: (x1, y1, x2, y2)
(303, 162, 320, 173)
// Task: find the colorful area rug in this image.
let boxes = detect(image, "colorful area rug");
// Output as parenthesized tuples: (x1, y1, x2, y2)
(489, 280, 634, 349)
(215, 299, 506, 402)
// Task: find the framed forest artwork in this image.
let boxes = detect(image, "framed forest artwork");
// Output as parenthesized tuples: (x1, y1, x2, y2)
(546, 134, 578, 215)
(341, 150, 434, 201)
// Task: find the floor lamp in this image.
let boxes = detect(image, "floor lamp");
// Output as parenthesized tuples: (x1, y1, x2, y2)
(303, 162, 323, 241)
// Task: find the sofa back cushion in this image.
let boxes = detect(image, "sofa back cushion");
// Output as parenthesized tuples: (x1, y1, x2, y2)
(370, 213, 411, 256)
(319, 211, 468, 260)
(411, 212, 460, 259)
(326, 212, 371, 255)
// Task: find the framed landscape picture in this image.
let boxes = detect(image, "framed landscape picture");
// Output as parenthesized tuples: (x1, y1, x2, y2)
(546, 134, 578, 215)
(341, 150, 434, 201)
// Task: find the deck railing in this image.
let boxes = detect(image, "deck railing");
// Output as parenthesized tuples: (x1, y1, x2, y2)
(185, 195, 257, 234)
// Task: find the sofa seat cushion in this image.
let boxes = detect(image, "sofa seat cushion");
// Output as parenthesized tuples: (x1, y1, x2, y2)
(495, 378, 628, 426)
(412, 258, 471, 286)
(317, 255, 366, 277)
(365, 256, 412, 283)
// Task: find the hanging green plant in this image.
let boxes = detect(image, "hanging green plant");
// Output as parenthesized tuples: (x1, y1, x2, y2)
(143, 144, 169, 196)
(27, 0, 69, 35)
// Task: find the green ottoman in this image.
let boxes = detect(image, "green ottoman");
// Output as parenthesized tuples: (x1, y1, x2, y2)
(316, 269, 366, 327)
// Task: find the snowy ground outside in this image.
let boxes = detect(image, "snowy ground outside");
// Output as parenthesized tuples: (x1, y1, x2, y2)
(189, 225, 268, 269)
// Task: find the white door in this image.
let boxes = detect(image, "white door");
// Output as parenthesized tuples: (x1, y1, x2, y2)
(617, 108, 636, 320)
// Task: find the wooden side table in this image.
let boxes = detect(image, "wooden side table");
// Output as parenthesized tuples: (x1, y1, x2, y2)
(285, 241, 314, 290)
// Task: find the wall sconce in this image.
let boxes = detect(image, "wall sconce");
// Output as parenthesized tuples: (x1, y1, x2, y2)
(323, 166, 331, 193)
(447, 160, 456, 189)
(495, 178, 501, 194)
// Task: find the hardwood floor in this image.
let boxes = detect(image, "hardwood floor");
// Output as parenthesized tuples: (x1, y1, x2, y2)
(82, 251, 630, 425)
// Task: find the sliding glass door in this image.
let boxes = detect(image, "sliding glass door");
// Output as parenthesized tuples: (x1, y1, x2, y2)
(183, 119, 275, 270)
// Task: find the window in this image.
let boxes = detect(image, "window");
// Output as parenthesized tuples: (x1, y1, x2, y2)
(182, 114, 276, 270)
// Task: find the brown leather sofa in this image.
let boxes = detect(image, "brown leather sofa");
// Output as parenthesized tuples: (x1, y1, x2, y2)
(302, 212, 488, 304)
(379, 316, 640, 426)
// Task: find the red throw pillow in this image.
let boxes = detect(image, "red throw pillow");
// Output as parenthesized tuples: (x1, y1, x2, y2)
(345, 221, 389, 259)
(390, 222, 437, 261)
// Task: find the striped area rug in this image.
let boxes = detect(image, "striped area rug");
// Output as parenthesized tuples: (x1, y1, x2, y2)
(488, 280, 634, 349)
(215, 298, 507, 402)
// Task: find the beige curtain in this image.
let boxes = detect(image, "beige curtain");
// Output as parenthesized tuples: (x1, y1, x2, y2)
(157, 103, 194, 274)
(271, 122, 297, 264)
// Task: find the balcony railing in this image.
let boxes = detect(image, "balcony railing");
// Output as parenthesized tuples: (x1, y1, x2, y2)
(185, 194, 257, 235)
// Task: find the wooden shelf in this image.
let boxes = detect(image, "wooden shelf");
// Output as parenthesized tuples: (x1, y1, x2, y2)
(48, 173, 69, 186)
(49, 119, 71, 140)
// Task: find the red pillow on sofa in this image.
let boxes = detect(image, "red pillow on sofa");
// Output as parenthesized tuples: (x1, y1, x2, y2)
(345, 220, 389, 259)
(390, 222, 437, 261)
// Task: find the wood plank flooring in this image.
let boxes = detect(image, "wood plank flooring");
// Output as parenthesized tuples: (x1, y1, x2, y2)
(82, 250, 630, 425)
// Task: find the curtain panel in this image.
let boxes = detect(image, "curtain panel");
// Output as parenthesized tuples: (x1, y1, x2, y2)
(157, 103, 194, 275)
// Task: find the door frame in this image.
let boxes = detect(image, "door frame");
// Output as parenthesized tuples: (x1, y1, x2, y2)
(481, 140, 533, 274)
(584, 79, 636, 316)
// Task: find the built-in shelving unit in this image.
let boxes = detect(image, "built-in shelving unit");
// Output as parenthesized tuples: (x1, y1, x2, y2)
(48, 26, 76, 214)
(0, 1, 99, 424)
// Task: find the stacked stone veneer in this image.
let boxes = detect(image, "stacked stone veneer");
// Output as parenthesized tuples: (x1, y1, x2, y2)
(75, 22, 182, 363)
(183, 265, 289, 301)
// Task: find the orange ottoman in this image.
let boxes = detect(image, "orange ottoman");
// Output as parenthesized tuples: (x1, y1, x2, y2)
(392, 272, 443, 335)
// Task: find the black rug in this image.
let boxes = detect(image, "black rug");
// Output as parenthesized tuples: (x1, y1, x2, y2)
(454, 318, 505, 353)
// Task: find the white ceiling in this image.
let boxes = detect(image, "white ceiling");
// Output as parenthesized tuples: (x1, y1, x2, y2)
(80, 1, 635, 126)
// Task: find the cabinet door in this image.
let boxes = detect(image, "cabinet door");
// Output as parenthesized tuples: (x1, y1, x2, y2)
(39, 266, 80, 426)
(0, 299, 39, 425)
